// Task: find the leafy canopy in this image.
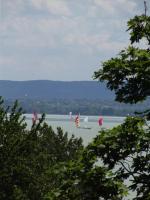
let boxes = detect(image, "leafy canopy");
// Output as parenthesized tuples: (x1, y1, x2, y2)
(90, 6, 150, 200)
(0, 97, 83, 200)
(94, 14, 150, 104)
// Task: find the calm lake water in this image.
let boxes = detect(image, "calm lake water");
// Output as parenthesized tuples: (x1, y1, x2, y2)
(25, 114, 125, 145)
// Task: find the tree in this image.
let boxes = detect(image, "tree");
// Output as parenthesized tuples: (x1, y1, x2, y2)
(53, 149, 127, 200)
(0, 97, 83, 200)
(94, 14, 150, 104)
(91, 3, 150, 200)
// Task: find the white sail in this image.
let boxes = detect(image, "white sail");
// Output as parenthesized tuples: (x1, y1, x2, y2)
(69, 112, 72, 120)
(84, 116, 88, 123)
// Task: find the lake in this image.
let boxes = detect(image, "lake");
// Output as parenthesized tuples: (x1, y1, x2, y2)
(25, 114, 125, 145)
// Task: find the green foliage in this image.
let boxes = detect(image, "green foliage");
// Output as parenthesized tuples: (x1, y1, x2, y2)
(94, 14, 150, 104)
(84, 117, 150, 199)
(92, 6, 150, 200)
(94, 46, 150, 104)
(50, 158, 127, 200)
(53, 117, 150, 199)
(0, 97, 83, 200)
(127, 15, 150, 44)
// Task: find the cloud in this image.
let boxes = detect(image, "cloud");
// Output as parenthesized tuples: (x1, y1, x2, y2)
(0, 0, 143, 81)
(0, 56, 16, 66)
(30, 0, 71, 16)
(64, 31, 127, 56)
(94, 0, 137, 14)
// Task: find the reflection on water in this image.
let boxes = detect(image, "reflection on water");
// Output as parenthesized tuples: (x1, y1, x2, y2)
(24, 114, 125, 145)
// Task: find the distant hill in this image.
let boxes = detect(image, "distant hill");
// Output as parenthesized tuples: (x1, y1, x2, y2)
(0, 80, 114, 100)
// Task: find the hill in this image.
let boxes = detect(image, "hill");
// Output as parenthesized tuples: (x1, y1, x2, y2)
(0, 80, 149, 116)
(0, 80, 114, 100)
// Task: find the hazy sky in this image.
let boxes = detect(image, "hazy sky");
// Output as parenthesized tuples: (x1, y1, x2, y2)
(0, 0, 148, 81)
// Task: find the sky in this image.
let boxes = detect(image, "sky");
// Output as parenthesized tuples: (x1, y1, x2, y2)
(0, 0, 148, 81)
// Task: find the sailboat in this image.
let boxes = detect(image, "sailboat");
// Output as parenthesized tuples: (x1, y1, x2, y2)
(98, 116, 103, 126)
(75, 115, 80, 128)
(69, 112, 73, 120)
(84, 116, 88, 123)
(83, 116, 92, 129)
(75, 115, 91, 129)
(32, 111, 38, 124)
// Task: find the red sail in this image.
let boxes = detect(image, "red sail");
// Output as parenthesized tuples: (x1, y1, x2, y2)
(75, 115, 80, 127)
(98, 116, 103, 126)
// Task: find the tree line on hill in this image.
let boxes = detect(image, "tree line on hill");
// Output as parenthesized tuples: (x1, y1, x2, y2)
(4, 98, 150, 116)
